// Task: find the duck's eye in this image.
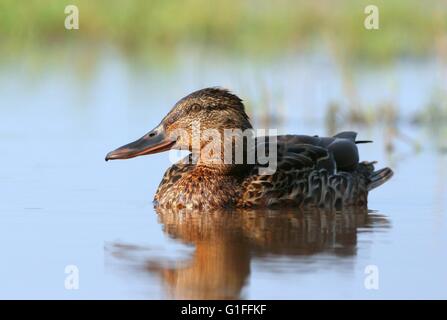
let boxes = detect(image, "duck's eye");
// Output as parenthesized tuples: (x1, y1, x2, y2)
(190, 103, 201, 112)
(149, 132, 156, 137)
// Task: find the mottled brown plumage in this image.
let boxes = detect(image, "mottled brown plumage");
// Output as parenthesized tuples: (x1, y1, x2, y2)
(106, 87, 393, 210)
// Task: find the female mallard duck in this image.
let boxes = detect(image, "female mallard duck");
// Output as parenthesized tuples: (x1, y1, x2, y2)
(106, 87, 393, 210)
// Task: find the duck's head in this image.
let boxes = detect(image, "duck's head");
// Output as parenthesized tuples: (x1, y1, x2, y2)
(105, 87, 253, 162)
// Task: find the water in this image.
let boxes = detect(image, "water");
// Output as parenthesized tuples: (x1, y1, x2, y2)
(0, 50, 446, 299)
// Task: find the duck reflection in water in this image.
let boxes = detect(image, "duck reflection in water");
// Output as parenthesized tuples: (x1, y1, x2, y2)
(108, 208, 389, 299)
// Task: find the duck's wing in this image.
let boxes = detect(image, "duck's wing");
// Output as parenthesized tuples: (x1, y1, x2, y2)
(238, 134, 392, 208)
(272, 135, 336, 172)
(276, 133, 364, 171)
(238, 136, 335, 207)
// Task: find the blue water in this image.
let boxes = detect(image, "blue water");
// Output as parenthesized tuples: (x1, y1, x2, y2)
(0, 50, 446, 299)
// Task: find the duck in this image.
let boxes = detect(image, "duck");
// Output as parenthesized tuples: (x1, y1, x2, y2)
(105, 87, 393, 210)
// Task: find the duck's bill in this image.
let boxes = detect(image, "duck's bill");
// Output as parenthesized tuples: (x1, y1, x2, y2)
(105, 126, 175, 161)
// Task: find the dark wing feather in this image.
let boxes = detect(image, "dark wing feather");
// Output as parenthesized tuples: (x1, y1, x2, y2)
(238, 136, 335, 207)
(275, 135, 335, 172)
(275, 133, 363, 171)
(238, 134, 392, 209)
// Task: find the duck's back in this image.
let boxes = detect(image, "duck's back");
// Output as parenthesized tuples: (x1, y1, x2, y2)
(237, 132, 393, 209)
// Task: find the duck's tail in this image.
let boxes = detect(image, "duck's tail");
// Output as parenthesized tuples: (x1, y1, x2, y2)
(334, 133, 394, 192)
(367, 167, 394, 191)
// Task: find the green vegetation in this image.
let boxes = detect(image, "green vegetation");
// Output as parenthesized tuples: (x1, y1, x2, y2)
(0, 0, 445, 62)
(1, 0, 446, 138)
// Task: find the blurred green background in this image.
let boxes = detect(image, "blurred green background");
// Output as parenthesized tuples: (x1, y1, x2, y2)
(1, 0, 446, 135)
(1, 0, 445, 62)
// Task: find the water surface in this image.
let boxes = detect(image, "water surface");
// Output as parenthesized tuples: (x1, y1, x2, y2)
(0, 51, 446, 299)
